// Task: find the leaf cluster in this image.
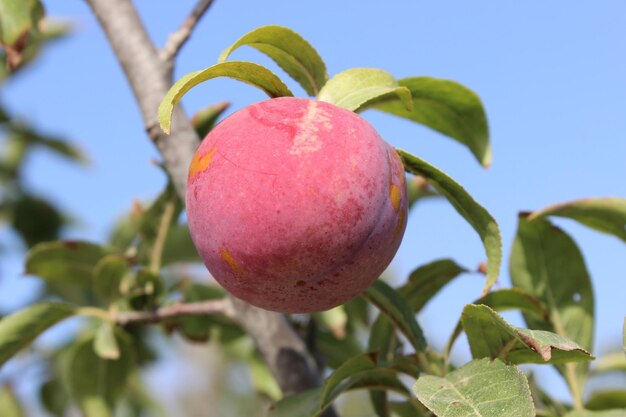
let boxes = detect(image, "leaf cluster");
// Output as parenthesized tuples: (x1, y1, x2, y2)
(0, 21, 625, 417)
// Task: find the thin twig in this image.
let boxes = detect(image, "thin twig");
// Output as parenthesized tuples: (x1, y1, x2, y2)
(159, 0, 215, 70)
(115, 298, 234, 326)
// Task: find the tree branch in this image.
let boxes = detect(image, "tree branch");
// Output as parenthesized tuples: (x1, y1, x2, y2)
(159, 0, 215, 74)
(115, 298, 234, 326)
(84, 0, 323, 396)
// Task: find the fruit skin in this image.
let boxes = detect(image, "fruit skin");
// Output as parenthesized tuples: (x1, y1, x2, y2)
(186, 97, 407, 313)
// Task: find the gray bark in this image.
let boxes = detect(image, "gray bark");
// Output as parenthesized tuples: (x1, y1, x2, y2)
(85, 0, 323, 396)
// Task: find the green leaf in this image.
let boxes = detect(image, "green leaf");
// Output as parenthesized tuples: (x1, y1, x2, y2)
(269, 355, 410, 417)
(361, 280, 426, 352)
(446, 288, 548, 356)
(159, 61, 293, 134)
(526, 372, 569, 417)
(376, 77, 491, 167)
(400, 259, 468, 312)
(0, 302, 75, 366)
(218, 25, 328, 96)
(39, 378, 69, 417)
(413, 358, 535, 417)
(160, 225, 202, 266)
(587, 391, 626, 411)
(593, 352, 626, 375)
(510, 215, 594, 396)
(267, 387, 322, 417)
(322, 353, 377, 402)
(10, 194, 65, 247)
(461, 304, 593, 364)
(169, 283, 243, 343)
(122, 269, 163, 311)
(247, 355, 282, 401)
(316, 306, 347, 339)
(397, 149, 502, 293)
(0, 0, 44, 68)
(0, 385, 25, 417)
(191, 101, 230, 138)
(66, 330, 135, 417)
(316, 331, 363, 369)
(318, 68, 413, 112)
(0, 21, 70, 80)
(369, 390, 389, 417)
(9, 119, 87, 165)
(94, 322, 120, 360)
(529, 197, 626, 243)
(138, 180, 183, 270)
(564, 410, 626, 417)
(92, 255, 130, 302)
(25, 241, 116, 287)
(389, 401, 429, 417)
(368, 259, 466, 361)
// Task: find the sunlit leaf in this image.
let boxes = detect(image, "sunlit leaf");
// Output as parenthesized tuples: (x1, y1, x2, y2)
(0, 0, 44, 68)
(316, 306, 347, 340)
(318, 68, 412, 112)
(25, 240, 116, 287)
(0, 302, 75, 366)
(413, 358, 535, 417)
(219, 25, 328, 96)
(159, 61, 293, 134)
(529, 197, 626, 243)
(0, 21, 70, 80)
(397, 149, 502, 293)
(0, 385, 25, 417)
(461, 304, 593, 364)
(377, 77, 491, 167)
(94, 321, 120, 360)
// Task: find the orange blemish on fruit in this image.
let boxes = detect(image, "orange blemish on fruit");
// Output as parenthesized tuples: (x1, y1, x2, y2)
(219, 247, 244, 277)
(390, 184, 401, 212)
(394, 206, 407, 238)
(189, 147, 218, 179)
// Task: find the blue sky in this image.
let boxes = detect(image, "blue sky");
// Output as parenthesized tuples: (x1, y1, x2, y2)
(1, 0, 625, 404)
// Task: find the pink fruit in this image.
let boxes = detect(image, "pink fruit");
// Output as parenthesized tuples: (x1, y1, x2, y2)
(186, 97, 407, 313)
